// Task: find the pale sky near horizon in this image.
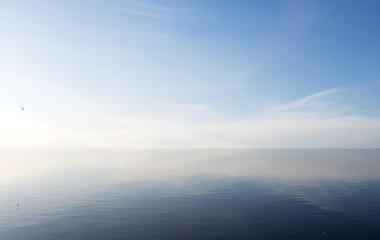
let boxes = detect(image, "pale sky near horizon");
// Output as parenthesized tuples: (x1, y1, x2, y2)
(1, 0, 380, 148)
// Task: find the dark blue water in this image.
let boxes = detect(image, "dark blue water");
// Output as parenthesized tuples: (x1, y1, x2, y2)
(1, 149, 379, 239)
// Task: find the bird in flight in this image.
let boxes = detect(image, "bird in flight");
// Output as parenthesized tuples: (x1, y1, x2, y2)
(22, 107, 24, 111)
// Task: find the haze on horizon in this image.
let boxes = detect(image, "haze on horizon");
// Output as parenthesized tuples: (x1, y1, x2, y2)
(1, 0, 380, 148)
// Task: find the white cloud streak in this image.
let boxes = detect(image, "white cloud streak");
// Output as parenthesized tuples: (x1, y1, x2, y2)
(271, 87, 342, 112)
(102, 0, 185, 18)
(1, 84, 380, 148)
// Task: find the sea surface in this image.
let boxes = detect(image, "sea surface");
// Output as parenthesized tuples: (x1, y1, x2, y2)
(0, 149, 379, 240)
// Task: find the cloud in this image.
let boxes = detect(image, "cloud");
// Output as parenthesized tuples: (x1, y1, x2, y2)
(2, 84, 380, 148)
(271, 87, 342, 112)
(89, 87, 379, 148)
(12, 113, 378, 149)
(96, 0, 196, 40)
(101, 0, 188, 19)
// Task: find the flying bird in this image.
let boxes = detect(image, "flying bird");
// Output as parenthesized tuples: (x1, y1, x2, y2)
(22, 107, 24, 111)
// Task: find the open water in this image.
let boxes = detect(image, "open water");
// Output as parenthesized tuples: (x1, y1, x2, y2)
(0, 149, 379, 239)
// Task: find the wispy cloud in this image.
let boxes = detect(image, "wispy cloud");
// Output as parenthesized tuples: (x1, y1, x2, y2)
(97, 0, 195, 40)
(90, 87, 379, 148)
(3, 113, 380, 148)
(2, 75, 380, 149)
(101, 0, 190, 19)
(271, 87, 342, 113)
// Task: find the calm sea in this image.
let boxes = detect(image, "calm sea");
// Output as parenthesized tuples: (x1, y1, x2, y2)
(1, 149, 379, 239)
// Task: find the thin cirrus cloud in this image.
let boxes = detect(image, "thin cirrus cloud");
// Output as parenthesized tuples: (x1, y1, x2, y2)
(98, 0, 195, 39)
(3, 86, 379, 148)
(270, 87, 343, 113)
(103, 1, 184, 18)
(101, 87, 379, 148)
(1, 67, 379, 149)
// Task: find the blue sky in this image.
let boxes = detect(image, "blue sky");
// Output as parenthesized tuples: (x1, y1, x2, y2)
(1, 0, 380, 148)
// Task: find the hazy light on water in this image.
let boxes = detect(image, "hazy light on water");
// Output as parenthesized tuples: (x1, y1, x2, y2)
(1, 149, 379, 239)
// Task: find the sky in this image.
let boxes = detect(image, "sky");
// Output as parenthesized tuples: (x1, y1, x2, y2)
(1, 0, 380, 148)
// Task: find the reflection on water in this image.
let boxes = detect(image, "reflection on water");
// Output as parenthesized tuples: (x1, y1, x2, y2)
(0, 149, 379, 239)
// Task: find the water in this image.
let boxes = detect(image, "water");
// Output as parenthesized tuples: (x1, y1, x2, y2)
(1, 149, 379, 239)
